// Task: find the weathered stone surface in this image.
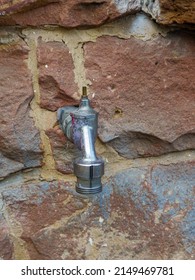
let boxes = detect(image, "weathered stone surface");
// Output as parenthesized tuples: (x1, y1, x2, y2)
(37, 40, 79, 111)
(150, 161, 195, 255)
(0, 0, 56, 15)
(0, 0, 140, 28)
(0, 213, 13, 260)
(45, 127, 80, 174)
(1, 181, 88, 259)
(1, 160, 194, 259)
(0, 39, 43, 179)
(142, 0, 195, 25)
(84, 31, 195, 158)
(0, 0, 194, 27)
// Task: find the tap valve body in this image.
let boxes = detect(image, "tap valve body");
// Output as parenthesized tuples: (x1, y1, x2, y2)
(57, 88, 104, 194)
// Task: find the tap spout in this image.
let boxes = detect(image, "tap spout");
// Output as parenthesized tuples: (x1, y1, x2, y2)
(73, 124, 104, 194)
(81, 125, 97, 162)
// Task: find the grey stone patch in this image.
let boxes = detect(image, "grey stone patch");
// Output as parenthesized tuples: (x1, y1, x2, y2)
(96, 161, 195, 255)
(0, 153, 24, 179)
(141, 0, 161, 19)
(151, 161, 195, 254)
(113, 0, 141, 13)
(1, 181, 59, 205)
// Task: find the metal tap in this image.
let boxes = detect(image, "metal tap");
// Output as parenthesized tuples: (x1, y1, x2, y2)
(57, 87, 104, 195)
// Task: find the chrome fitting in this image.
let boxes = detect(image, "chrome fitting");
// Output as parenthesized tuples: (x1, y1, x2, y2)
(57, 87, 104, 195)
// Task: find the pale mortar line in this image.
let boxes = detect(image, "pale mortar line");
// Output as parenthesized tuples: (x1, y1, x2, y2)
(26, 37, 57, 176)
(103, 149, 195, 180)
(23, 28, 91, 97)
(22, 13, 170, 95)
(0, 149, 194, 189)
(0, 167, 76, 190)
(25, 37, 76, 183)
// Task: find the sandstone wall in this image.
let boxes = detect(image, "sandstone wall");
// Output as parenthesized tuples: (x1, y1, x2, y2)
(0, 1, 195, 259)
